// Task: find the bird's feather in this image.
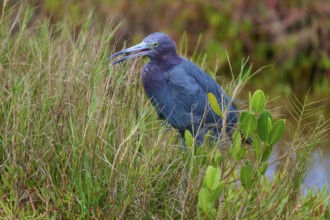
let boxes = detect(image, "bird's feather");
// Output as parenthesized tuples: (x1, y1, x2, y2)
(143, 57, 238, 145)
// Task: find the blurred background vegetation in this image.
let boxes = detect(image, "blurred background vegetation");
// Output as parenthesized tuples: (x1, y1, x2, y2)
(2, 0, 329, 116)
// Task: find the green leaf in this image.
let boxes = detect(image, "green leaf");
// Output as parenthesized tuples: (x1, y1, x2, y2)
(198, 188, 212, 213)
(240, 165, 253, 190)
(262, 145, 273, 162)
(229, 131, 241, 160)
(184, 130, 193, 147)
(252, 134, 261, 160)
(269, 119, 286, 145)
(229, 147, 238, 161)
(267, 118, 273, 135)
(212, 181, 225, 200)
(205, 166, 221, 190)
(260, 163, 268, 175)
(257, 110, 272, 143)
(239, 111, 249, 125)
(208, 92, 223, 117)
(250, 90, 266, 113)
(237, 147, 247, 160)
(241, 113, 257, 138)
(245, 160, 252, 168)
(232, 130, 241, 150)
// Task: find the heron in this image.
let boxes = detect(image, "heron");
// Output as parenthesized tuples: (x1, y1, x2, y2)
(111, 32, 239, 146)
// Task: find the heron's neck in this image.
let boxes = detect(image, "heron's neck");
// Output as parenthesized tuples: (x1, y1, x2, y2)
(149, 52, 181, 71)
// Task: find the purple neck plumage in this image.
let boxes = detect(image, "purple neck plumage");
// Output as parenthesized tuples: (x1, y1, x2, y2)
(148, 50, 182, 72)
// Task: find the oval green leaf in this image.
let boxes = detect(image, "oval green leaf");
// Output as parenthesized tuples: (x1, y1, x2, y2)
(252, 134, 261, 160)
(184, 130, 193, 147)
(269, 119, 285, 145)
(250, 90, 266, 113)
(267, 118, 273, 135)
(205, 166, 221, 191)
(212, 181, 225, 200)
(239, 111, 249, 125)
(198, 188, 211, 213)
(257, 110, 272, 143)
(240, 165, 253, 190)
(208, 92, 223, 117)
(232, 130, 241, 150)
(241, 113, 257, 139)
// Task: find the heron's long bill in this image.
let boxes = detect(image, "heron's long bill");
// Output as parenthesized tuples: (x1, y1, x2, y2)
(110, 42, 152, 65)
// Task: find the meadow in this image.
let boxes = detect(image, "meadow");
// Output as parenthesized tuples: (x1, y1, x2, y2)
(0, 3, 329, 219)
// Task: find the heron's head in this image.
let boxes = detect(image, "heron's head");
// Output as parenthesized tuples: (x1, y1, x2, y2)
(110, 32, 177, 64)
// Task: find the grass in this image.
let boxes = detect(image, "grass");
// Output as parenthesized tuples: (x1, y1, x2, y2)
(0, 4, 329, 219)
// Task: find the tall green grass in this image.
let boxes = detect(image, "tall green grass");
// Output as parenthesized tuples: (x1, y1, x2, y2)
(0, 4, 328, 219)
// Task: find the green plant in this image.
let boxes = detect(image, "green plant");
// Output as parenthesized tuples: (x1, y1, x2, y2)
(197, 90, 286, 219)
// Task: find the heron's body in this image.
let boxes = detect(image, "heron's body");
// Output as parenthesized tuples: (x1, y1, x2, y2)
(111, 32, 238, 145)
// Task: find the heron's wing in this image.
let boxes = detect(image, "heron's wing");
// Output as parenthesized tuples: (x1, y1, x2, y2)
(152, 67, 203, 130)
(165, 61, 222, 128)
(178, 58, 238, 130)
(181, 59, 232, 108)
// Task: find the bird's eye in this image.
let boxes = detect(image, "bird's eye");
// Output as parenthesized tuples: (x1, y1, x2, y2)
(153, 42, 158, 47)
